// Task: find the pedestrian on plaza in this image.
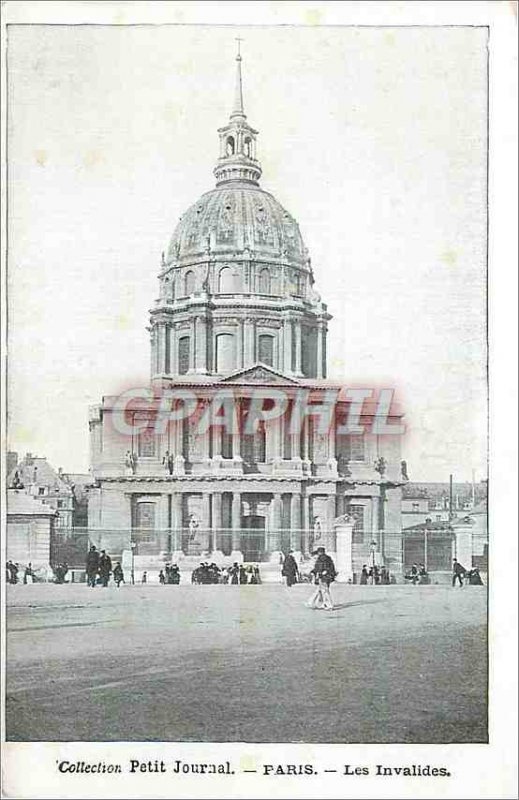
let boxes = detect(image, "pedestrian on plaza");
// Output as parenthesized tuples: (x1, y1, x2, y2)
(141, 571, 147, 584)
(113, 562, 124, 587)
(360, 564, 369, 585)
(159, 569, 166, 585)
(239, 564, 248, 584)
(410, 563, 419, 586)
(98, 550, 112, 587)
(86, 545, 100, 588)
(229, 562, 240, 585)
(23, 563, 34, 585)
(305, 547, 337, 610)
(468, 567, 484, 585)
(418, 564, 429, 585)
(169, 564, 180, 584)
(452, 559, 466, 587)
(281, 550, 300, 587)
(7, 561, 19, 584)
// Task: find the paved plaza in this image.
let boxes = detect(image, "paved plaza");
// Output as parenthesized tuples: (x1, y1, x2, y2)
(6, 583, 487, 743)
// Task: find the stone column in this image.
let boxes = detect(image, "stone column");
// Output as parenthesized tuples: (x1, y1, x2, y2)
(290, 493, 302, 559)
(158, 494, 170, 557)
(211, 492, 224, 558)
(269, 493, 283, 562)
(327, 417, 338, 475)
(322, 330, 327, 378)
(237, 320, 244, 368)
(334, 517, 354, 582)
(231, 427, 243, 472)
(316, 323, 324, 379)
(326, 494, 337, 558)
(170, 492, 184, 561)
(188, 318, 196, 372)
(150, 328, 157, 379)
(201, 492, 211, 554)
(231, 492, 243, 562)
(243, 318, 255, 367)
(452, 522, 473, 572)
(155, 323, 163, 374)
(173, 419, 185, 475)
(164, 325, 171, 375)
(195, 315, 208, 374)
(171, 326, 178, 375)
(294, 321, 302, 376)
(283, 317, 293, 373)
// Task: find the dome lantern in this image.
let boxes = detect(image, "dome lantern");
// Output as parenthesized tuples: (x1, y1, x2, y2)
(214, 44, 262, 186)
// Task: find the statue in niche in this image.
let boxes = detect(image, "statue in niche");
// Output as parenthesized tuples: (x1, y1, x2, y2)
(188, 514, 200, 541)
(313, 516, 323, 541)
(374, 456, 387, 477)
(124, 451, 137, 476)
(162, 451, 174, 475)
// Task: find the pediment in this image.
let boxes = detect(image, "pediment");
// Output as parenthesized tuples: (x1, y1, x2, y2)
(218, 364, 300, 385)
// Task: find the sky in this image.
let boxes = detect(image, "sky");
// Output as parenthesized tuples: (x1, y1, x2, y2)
(6, 23, 488, 482)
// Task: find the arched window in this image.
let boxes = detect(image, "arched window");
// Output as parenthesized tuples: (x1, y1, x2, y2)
(244, 137, 252, 157)
(178, 336, 190, 375)
(216, 333, 235, 373)
(226, 136, 235, 156)
(184, 270, 195, 296)
(218, 266, 234, 293)
(258, 334, 274, 367)
(258, 268, 271, 294)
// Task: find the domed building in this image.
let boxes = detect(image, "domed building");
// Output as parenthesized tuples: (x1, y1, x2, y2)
(150, 51, 329, 381)
(88, 52, 405, 580)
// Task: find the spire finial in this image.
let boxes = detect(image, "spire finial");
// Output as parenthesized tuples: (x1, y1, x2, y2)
(231, 38, 245, 118)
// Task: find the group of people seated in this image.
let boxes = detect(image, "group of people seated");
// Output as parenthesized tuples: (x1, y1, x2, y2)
(158, 564, 181, 584)
(361, 564, 393, 585)
(190, 562, 262, 585)
(53, 562, 69, 584)
(404, 563, 429, 585)
(466, 567, 484, 585)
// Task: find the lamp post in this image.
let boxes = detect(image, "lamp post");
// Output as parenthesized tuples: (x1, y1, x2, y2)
(130, 541, 136, 585)
(369, 539, 377, 584)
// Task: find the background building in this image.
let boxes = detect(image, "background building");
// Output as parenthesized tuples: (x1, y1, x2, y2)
(6, 489, 57, 574)
(401, 480, 488, 575)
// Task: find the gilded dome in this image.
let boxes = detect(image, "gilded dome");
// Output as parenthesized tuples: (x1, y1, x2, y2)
(166, 183, 308, 268)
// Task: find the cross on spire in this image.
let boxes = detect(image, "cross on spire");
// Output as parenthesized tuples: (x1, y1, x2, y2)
(232, 38, 245, 117)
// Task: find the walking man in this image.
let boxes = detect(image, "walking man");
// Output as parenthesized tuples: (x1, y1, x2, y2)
(306, 547, 337, 610)
(86, 545, 100, 588)
(452, 558, 466, 587)
(281, 550, 300, 587)
(98, 550, 112, 587)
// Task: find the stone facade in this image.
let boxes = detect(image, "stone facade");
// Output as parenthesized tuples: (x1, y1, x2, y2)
(88, 53, 405, 578)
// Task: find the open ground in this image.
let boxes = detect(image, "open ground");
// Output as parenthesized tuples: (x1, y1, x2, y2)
(5, 583, 487, 743)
